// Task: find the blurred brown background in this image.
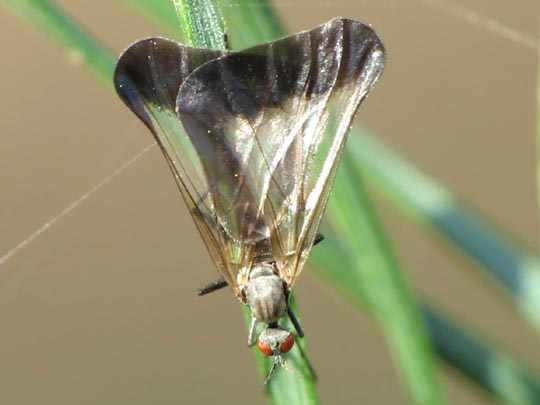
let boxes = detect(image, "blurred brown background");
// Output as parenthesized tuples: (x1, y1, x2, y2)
(1, 0, 539, 403)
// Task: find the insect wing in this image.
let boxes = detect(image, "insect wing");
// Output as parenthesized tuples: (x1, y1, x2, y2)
(113, 38, 242, 288)
(176, 18, 386, 287)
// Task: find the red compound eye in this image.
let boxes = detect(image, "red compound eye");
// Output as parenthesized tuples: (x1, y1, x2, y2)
(257, 340, 274, 356)
(280, 333, 295, 353)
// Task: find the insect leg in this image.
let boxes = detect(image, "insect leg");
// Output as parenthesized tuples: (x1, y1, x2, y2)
(197, 234, 323, 296)
(192, 191, 231, 296)
(247, 317, 258, 346)
(223, 30, 230, 50)
(197, 278, 228, 296)
(286, 304, 305, 338)
(313, 233, 324, 246)
(263, 356, 281, 385)
(296, 341, 318, 381)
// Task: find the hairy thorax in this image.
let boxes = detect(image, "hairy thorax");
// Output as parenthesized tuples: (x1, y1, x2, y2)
(244, 263, 288, 324)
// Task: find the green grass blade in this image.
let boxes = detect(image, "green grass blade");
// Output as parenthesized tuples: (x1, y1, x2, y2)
(124, 0, 228, 49)
(121, 0, 179, 38)
(422, 306, 540, 404)
(123, 0, 284, 49)
(349, 127, 540, 331)
(319, 159, 444, 404)
(311, 229, 540, 404)
(218, 0, 284, 49)
(1, 0, 115, 86)
(170, 0, 226, 48)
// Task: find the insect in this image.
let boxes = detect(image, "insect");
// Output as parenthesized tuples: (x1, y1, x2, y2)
(114, 17, 385, 382)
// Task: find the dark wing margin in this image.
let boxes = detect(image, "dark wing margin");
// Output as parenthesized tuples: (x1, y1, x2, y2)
(176, 18, 385, 287)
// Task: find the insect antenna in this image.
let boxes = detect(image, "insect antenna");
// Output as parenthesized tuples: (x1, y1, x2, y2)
(263, 354, 289, 385)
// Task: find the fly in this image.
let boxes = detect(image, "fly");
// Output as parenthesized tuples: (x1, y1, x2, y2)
(113, 17, 385, 382)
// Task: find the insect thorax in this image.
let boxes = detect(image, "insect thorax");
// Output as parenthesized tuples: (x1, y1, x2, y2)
(244, 262, 288, 325)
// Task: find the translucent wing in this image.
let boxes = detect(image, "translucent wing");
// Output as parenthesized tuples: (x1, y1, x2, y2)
(176, 18, 385, 287)
(114, 38, 246, 290)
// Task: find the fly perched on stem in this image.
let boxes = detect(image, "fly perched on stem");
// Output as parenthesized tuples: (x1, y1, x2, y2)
(114, 17, 385, 383)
